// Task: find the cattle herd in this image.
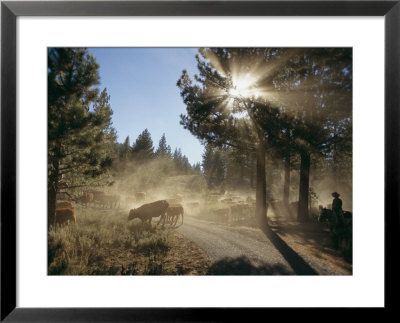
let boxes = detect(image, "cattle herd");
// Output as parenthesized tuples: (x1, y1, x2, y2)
(208, 194, 255, 222)
(54, 189, 255, 228)
(54, 189, 349, 231)
(54, 190, 277, 227)
(54, 190, 186, 227)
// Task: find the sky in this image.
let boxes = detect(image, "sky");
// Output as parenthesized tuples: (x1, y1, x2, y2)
(88, 48, 204, 165)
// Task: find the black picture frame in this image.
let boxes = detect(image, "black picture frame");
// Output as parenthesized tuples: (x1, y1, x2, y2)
(1, 1, 398, 321)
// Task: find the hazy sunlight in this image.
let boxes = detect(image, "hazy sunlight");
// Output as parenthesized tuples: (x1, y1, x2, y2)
(229, 74, 261, 99)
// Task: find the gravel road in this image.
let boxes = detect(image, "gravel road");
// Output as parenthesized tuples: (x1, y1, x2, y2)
(178, 215, 334, 275)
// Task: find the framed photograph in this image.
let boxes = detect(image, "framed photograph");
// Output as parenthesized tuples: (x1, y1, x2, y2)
(1, 0, 397, 321)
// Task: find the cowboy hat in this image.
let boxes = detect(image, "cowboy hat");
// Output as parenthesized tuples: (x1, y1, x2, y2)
(331, 192, 340, 197)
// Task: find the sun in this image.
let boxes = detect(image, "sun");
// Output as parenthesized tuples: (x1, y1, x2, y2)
(228, 74, 261, 99)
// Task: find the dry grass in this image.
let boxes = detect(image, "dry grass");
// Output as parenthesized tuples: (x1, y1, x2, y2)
(48, 206, 210, 275)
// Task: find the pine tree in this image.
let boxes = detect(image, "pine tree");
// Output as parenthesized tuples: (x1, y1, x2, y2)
(48, 48, 115, 228)
(132, 129, 154, 160)
(156, 133, 172, 158)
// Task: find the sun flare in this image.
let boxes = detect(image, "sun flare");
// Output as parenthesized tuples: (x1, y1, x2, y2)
(229, 74, 261, 99)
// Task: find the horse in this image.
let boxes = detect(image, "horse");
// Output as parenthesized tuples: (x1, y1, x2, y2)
(319, 208, 353, 252)
(318, 208, 352, 229)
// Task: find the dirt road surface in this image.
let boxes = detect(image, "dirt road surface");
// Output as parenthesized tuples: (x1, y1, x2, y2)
(178, 214, 351, 275)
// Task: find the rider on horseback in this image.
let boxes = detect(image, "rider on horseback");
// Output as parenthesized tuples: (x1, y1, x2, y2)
(332, 192, 344, 226)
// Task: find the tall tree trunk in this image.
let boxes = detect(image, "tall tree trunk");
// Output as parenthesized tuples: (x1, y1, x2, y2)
(256, 142, 267, 227)
(297, 152, 310, 222)
(48, 154, 60, 229)
(283, 153, 290, 207)
(48, 185, 57, 229)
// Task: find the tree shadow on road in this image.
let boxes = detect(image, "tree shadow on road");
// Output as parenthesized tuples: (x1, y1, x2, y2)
(207, 256, 292, 275)
(260, 224, 318, 275)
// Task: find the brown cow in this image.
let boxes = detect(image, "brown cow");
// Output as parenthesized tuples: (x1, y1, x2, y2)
(128, 200, 169, 226)
(78, 193, 93, 207)
(166, 204, 184, 225)
(56, 200, 73, 209)
(55, 207, 76, 226)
